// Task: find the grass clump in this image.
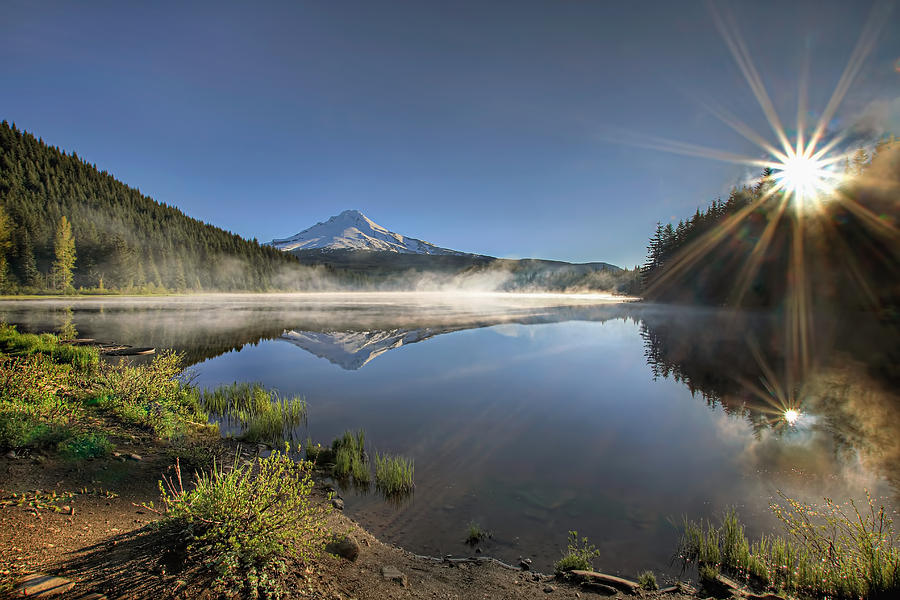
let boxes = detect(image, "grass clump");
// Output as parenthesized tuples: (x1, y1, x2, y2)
(554, 530, 601, 575)
(465, 522, 489, 545)
(0, 323, 98, 370)
(678, 492, 900, 599)
(58, 431, 113, 459)
(201, 382, 306, 445)
(157, 447, 330, 599)
(374, 452, 414, 497)
(332, 430, 369, 485)
(637, 570, 658, 590)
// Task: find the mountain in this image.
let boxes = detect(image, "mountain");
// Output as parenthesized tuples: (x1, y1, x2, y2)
(270, 210, 462, 255)
(271, 210, 635, 293)
(279, 327, 455, 370)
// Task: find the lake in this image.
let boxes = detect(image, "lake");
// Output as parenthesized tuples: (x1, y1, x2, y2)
(3, 293, 897, 579)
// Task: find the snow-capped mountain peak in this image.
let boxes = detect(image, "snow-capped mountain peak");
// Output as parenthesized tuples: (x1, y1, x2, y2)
(270, 210, 461, 255)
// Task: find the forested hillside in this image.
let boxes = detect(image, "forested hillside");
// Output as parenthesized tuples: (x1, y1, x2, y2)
(640, 138, 900, 313)
(0, 121, 636, 295)
(0, 121, 310, 293)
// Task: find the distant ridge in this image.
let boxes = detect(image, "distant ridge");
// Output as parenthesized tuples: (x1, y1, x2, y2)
(270, 210, 463, 255)
(269, 209, 631, 292)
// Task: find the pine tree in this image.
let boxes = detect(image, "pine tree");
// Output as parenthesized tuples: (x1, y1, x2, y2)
(51, 215, 76, 291)
(0, 205, 12, 291)
(18, 231, 40, 288)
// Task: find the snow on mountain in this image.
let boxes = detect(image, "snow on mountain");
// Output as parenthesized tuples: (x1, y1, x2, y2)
(270, 210, 463, 255)
(279, 327, 459, 370)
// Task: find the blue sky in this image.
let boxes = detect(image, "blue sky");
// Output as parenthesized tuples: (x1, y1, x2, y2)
(3, 0, 898, 267)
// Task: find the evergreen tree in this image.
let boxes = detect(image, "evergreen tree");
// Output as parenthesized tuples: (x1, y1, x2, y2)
(17, 231, 40, 288)
(0, 205, 12, 291)
(51, 215, 76, 291)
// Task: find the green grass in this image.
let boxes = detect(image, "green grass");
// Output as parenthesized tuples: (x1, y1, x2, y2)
(156, 448, 331, 598)
(0, 348, 85, 451)
(678, 494, 900, 599)
(58, 431, 113, 459)
(374, 452, 414, 497)
(332, 429, 369, 485)
(0, 323, 98, 370)
(554, 530, 601, 575)
(0, 324, 214, 454)
(201, 382, 306, 444)
(637, 570, 658, 590)
(465, 522, 488, 545)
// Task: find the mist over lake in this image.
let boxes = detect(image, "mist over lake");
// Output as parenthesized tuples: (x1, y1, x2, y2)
(4, 293, 896, 577)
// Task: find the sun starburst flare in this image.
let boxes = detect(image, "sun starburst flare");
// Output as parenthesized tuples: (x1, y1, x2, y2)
(618, 1, 896, 430)
(783, 409, 801, 426)
(769, 150, 841, 210)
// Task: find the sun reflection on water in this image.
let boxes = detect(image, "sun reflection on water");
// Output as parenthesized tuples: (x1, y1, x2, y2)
(783, 408, 801, 426)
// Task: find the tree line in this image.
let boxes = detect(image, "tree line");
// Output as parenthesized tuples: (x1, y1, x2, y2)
(0, 120, 314, 293)
(638, 139, 899, 313)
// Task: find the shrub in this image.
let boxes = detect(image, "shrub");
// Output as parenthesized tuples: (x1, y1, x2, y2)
(99, 351, 210, 439)
(0, 354, 80, 450)
(374, 452, 414, 497)
(637, 570, 658, 590)
(157, 447, 330, 598)
(58, 431, 112, 459)
(554, 530, 601, 575)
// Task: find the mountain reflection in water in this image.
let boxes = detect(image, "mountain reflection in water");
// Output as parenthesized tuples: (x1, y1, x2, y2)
(0, 294, 896, 576)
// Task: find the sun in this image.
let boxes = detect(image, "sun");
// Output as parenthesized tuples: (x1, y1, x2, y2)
(771, 151, 837, 207)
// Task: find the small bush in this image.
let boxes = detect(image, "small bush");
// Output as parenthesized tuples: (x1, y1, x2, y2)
(465, 522, 488, 545)
(554, 530, 601, 575)
(100, 351, 210, 439)
(638, 570, 658, 590)
(0, 354, 80, 450)
(158, 447, 330, 598)
(58, 431, 112, 459)
(374, 452, 414, 497)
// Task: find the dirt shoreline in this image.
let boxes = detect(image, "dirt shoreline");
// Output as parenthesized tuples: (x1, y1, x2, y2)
(0, 437, 705, 600)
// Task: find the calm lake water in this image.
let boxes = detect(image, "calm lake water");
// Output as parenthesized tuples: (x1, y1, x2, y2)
(3, 293, 898, 580)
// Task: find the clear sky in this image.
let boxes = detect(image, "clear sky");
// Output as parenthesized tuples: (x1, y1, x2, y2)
(3, 0, 898, 267)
